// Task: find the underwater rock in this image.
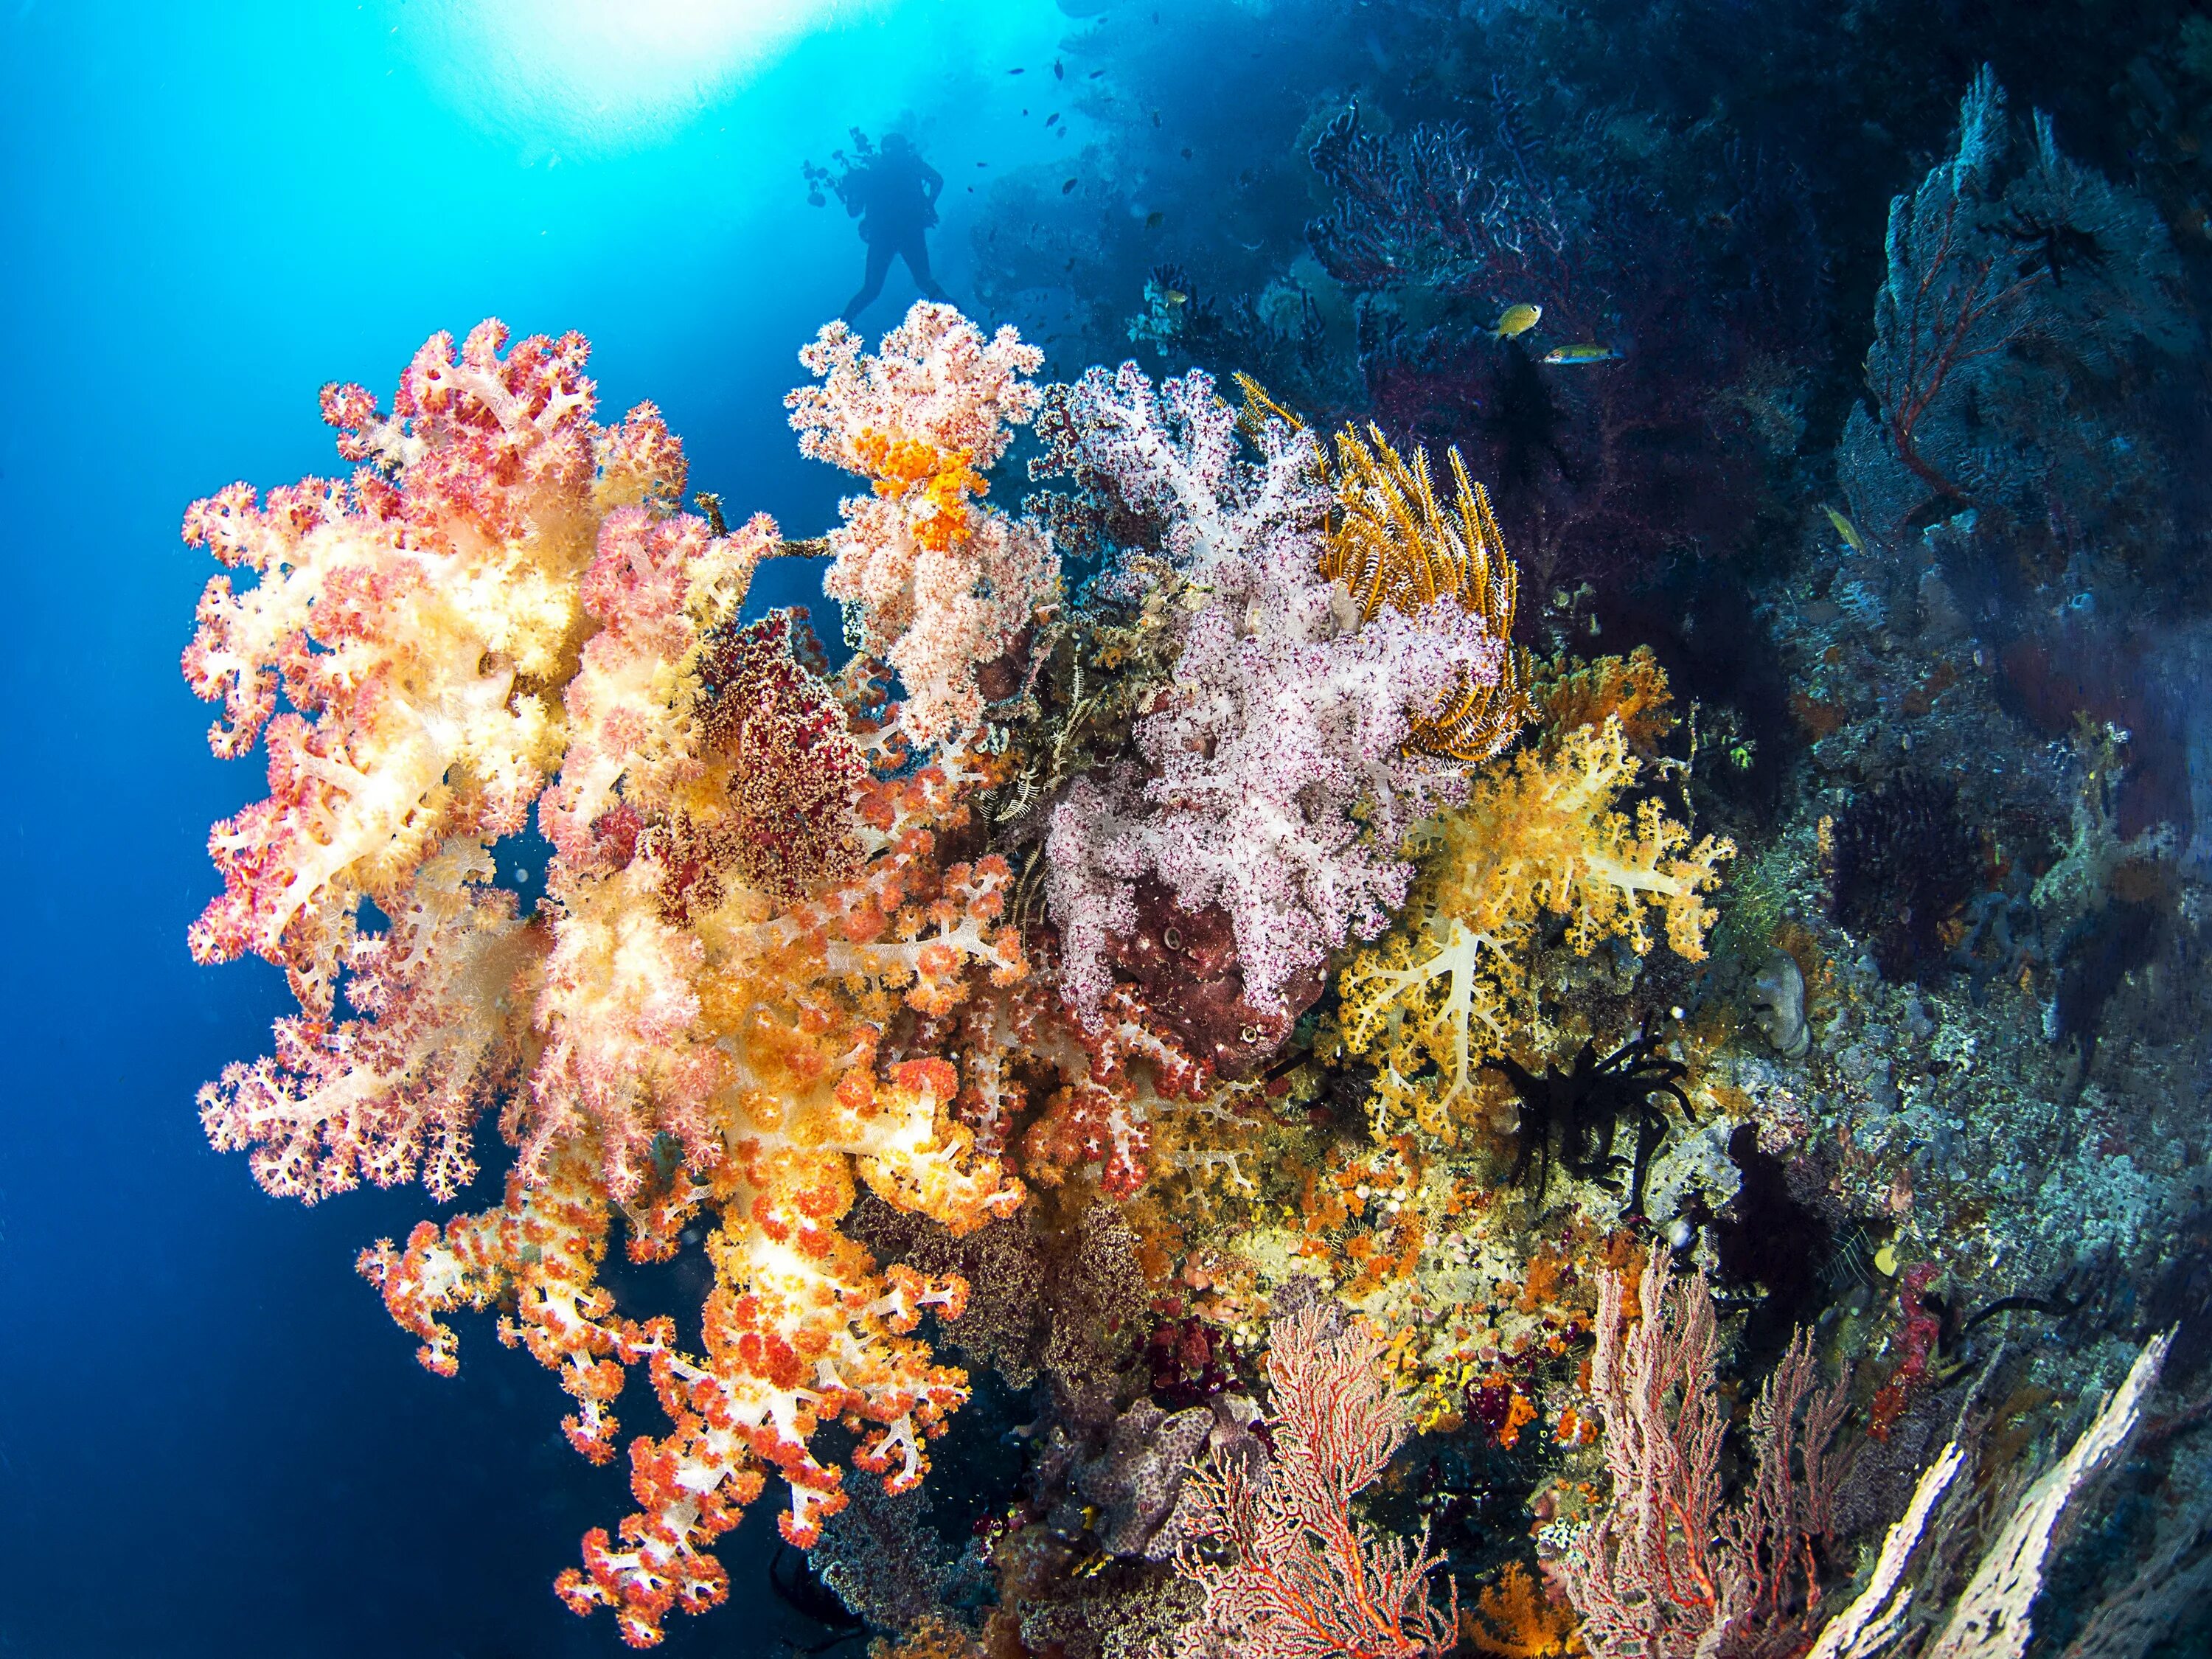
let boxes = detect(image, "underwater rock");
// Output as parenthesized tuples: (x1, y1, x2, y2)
(1829, 771, 1981, 981)
(1746, 950, 1811, 1058)
(1103, 877, 1319, 1077)
(1642, 1118, 1744, 1234)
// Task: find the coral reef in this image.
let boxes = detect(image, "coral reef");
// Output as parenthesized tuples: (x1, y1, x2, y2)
(186, 24, 2212, 1638)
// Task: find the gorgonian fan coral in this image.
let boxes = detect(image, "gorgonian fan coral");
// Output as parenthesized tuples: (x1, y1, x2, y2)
(1838, 67, 2193, 559)
(1169, 1290, 1458, 1659)
(1304, 96, 1817, 588)
(1563, 1245, 1846, 1659)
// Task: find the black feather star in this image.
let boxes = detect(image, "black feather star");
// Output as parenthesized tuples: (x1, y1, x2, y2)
(1484, 1029, 1692, 1217)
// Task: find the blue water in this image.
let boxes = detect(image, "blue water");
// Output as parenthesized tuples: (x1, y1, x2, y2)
(0, 4, 1065, 1652)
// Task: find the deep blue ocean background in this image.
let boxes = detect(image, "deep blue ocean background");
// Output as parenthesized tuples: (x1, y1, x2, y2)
(0, 4, 1074, 1652)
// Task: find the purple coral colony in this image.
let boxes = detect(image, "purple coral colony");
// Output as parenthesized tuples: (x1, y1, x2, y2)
(181, 1, 2212, 1655)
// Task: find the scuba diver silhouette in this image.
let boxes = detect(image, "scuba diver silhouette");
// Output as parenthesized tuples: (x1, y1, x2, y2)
(836, 133, 950, 322)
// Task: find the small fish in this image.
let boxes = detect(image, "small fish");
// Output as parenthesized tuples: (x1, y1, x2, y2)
(1090, 69, 1106, 77)
(1151, 109, 1162, 126)
(1008, 66, 1025, 74)
(1045, 112, 1059, 127)
(1062, 178, 1079, 193)
(1489, 302, 1542, 339)
(1180, 146, 1193, 159)
(1540, 344, 1618, 364)
(1144, 209, 1165, 229)
(1823, 505, 1868, 555)
(1164, 290, 1188, 305)
(1053, 58, 1064, 78)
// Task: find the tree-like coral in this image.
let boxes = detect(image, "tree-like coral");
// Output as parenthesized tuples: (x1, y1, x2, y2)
(182, 322, 629, 1020)
(1169, 1290, 1458, 1659)
(187, 316, 1032, 1647)
(1561, 1245, 1847, 1659)
(789, 304, 1059, 749)
(1337, 672, 1733, 1139)
(1043, 364, 1517, 1018)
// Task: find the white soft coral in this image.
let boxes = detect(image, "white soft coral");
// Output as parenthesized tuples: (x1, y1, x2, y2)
(1045, 364, 1508, 1015)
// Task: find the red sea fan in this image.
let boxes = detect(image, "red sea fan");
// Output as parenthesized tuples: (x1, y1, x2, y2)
(1170, 1290, 1457, 1659)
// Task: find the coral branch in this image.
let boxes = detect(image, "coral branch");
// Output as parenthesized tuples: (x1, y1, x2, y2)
(1171, 1291, 1458, 1659)
(1562, 1245, 1845, 1659)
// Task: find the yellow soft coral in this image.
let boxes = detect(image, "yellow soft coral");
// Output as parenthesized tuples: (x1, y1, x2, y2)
(1338, 706, 1733, 1139)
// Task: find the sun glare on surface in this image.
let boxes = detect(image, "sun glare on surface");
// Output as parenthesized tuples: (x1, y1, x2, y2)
(415, 0, 889, 152)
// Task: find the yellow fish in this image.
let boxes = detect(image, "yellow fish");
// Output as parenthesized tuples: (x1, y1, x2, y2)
(1540, 344, 1618, 364)
(1490, 302, 1542, 339)
(1164, 290, 1188, 305)
(1823, 504, 1867, 555)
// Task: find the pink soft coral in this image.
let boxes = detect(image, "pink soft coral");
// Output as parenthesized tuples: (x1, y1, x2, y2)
(787, 302, 1057, 749)
(1044, 364, 1508, 1015)
(188, 320, 1030, 1647)
(180, 321, 648, 1014)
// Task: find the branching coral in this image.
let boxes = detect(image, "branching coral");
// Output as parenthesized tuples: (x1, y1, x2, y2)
(789, 303, 1058, 749)
(1043, 364, 1516, 1020)
(187, 316, 1033, 1647)
(1562, 1245, 1847, 1659)
(1169, 1290, 1458, 1659)
(1337, 677, 1733, 1139)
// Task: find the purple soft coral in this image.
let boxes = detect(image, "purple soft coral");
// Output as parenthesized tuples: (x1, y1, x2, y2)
(1045, 364, 1506, 1018)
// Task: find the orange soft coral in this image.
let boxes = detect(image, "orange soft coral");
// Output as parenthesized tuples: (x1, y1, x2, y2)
(788, 303, 1057, 750)
(189, 319, 1032, 1649)
(1338, 701, 1733, 1138)
(1466, 1564, 1587, 1659)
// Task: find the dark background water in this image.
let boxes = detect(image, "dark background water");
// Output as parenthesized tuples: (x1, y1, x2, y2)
(0, 2, 1067, 1652)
